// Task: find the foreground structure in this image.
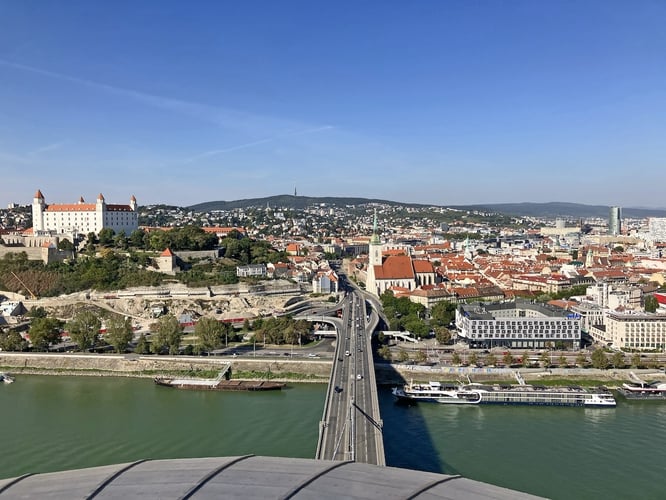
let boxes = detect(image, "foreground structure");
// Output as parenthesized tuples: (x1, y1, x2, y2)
(0, 456, 542, 499)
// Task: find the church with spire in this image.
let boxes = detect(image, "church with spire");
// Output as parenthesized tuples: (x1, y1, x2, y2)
(364, 209, 437, 297)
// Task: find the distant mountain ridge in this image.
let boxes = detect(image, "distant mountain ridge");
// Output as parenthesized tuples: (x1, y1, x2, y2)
(188, 195, 424, 212)
(188, 196, 666, 219)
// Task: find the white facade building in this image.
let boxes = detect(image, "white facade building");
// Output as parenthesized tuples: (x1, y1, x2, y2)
(603, 311, 666, 350)
(648, 217, 666, 244)
(456, 301, 581, 350)
(32, 190, 138, 236)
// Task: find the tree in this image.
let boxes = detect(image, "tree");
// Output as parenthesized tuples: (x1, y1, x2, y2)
(378, 345, 392, 361)
(430, 301, 457, 328)
(397, 349, 409, 363)
(113, 231, 128, 250)
(558, 353, 567, 367)
(58, 238, 75, 252)
(0, 330, 28, 351)
(591, 348, 609, 369)
(452, 352, 462, 365)
(611, 351, 625, 369)
(576, 351, 588, 367)
(195, 317, 225, 352)
(644, 295, 658, 313)
(98, 228, 115, 247)
(521, 351, 530, 368)
(67, 310, 102, 351)
(85, 232, 98, 248)
(129, 229, 147, 248)
(29, 317, 63, 351)
(105, 315, 134, 353)
(539, 351, 550, 368)
(502, 351, 514, 367)
(485, 353, 498, 367)
(631, 353, 642, 368)
(414, 350, 427, 364)
(469, 352, 479, 366)
(135, 333, 150, 354)
(26, 306, 47, 318)
(434, 327, 451, 345)
(152, 314, 183, 354)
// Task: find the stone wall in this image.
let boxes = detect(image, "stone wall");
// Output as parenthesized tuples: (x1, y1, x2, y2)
(0, 352, 332, 378)
(0, 245, 42, 260)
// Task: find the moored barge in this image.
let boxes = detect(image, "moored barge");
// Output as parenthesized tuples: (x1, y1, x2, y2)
(154, 373, 285, 391)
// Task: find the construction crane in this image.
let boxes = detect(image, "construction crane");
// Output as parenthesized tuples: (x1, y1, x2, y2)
(10, 271, 37, 300)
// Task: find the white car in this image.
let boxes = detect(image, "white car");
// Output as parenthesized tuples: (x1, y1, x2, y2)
(357, 374, 363, 380)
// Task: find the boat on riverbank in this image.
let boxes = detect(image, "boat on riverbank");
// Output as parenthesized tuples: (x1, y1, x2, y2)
(154, 371, 285, 391)
(0, 372, 15, 384)
(392, 372, 616, 408)
(618, 372, 666, 400)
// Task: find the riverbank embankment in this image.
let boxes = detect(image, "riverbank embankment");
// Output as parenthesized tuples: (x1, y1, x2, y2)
(375, 362, 666, 386)
(0, 352, 331, 382)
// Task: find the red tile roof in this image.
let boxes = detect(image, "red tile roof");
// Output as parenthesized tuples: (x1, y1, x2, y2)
(45, 203, 96, 212)
(374, 255, 415, 280)
(413, 260, 434, 273)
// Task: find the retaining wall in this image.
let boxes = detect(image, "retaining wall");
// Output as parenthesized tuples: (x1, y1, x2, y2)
(0, 352, 332, 378)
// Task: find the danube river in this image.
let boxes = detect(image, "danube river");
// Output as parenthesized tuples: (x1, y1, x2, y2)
(2, 376, 665, 499)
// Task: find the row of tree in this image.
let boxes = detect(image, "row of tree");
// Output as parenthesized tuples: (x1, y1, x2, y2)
(251, 316, 311, 345)
(379, 291, 457, 344)
(375, 345, 659, 370)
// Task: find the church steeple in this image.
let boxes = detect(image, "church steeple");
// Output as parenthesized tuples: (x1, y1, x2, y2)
(369, 208, 382, 267)
(370, 208, 380, 245)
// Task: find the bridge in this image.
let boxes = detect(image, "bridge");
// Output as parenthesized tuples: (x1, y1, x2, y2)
(382, 330, 420, 343)
(313, 287, 385, 466)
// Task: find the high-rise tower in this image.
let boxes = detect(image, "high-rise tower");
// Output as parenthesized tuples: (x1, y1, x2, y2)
(609, 206, 622, 236)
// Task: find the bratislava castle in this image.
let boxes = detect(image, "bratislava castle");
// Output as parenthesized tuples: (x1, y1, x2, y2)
(32, 190, 138, 236)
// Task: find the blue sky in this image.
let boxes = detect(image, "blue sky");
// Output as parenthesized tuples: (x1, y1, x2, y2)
(1, 0, 665, 208)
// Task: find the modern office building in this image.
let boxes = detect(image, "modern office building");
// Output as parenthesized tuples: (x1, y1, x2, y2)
(608, 206, 622, 236)
(456, 301, 581, 350)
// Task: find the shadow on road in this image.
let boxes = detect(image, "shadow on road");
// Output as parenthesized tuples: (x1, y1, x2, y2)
(375, 360, 460, 475)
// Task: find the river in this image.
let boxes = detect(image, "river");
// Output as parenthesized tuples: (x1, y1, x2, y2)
(1, 376, 665, 499)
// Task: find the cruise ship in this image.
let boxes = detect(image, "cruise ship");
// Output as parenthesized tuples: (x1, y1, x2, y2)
(392, 373, 616, 408)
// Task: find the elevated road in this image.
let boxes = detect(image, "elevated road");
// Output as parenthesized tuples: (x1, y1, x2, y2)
(315, 289, 385, 466)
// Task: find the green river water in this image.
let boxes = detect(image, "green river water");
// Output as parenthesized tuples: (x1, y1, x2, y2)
(1, 376, 665, 499)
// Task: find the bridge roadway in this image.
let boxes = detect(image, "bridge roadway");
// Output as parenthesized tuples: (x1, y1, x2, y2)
(310, 289, 385, 466)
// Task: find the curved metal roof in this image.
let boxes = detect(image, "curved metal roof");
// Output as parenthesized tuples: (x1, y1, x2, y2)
(0, 456, 542, 499)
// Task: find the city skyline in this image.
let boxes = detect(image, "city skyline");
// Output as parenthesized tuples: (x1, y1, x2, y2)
(2, 1, 665, 207)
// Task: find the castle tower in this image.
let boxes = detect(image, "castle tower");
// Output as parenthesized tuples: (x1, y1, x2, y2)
(130, 195, 137, 211)
(32, 189, 45, 231)
(95, 193, 106, 232)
